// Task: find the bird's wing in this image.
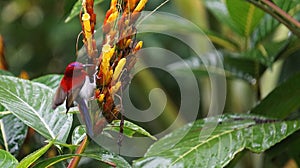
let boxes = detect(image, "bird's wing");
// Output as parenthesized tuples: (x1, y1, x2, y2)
(66, 87, 81, 113)
(52, 86, 67, 110)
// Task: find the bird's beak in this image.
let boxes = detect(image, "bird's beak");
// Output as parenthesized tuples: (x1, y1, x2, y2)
(83, 64, 95, 67)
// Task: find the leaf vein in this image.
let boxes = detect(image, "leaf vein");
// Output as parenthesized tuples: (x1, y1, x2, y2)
(245, 4, 256, 36)
(0, 84, 55, 139)
(170, 128, 239, 166)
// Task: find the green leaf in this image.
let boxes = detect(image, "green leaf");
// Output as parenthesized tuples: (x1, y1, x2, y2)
(0, 114, 28, 157)
(168, 53, 264, 84)
(195, 40, 288, 83)
(33, 153, 129, 168)
(133, 114, 300, 167)
(203, 0, 240, 34)
(0, 75, 72, 142)
(273, 0, 299, 11)
(0, 149, 19, 167)
(0, 70, 13, 113)
(279, 38, 300, 62)
(65, 0, 82, 23)
(253, 0, 299, 44)
(51, 140, 78, 151)
(223, 53, 264, 83)
(72, 125, 86, 145)
(84, 142, 131, 168)
(105, 120, 157, 140)
(32, 154, 81, 168)
(34, 144, 131, 168)
(204, 30, 239, 51)
(17, 140, 54, 168)
(226, 0, 264, 37)
(0, 70, 14, 76)
(64, 0, 105, 23)
(0, 111, 11, 119)
(252, 73, 300, 118)
(241, 40, 290, 66)
(33, 74, 62, 90)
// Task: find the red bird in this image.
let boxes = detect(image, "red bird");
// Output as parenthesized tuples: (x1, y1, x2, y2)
(52, 62, 95, 136)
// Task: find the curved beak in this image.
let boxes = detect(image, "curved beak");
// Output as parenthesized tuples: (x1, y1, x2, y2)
(83, 64, 95, 67)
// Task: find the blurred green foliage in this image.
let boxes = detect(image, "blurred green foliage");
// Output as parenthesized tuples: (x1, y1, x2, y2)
(0, 0, 178, 78)
(0, 0, 78, 77)
(1, 0, 300, 167)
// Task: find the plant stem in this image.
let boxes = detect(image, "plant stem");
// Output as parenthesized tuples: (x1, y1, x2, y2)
(67, 135, 89, 168)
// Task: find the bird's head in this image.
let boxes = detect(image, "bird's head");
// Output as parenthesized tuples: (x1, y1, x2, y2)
(60, 62, 89, 92)
(64, 62, 85, 78)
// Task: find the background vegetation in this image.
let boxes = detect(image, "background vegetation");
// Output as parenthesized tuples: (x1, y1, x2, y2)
(1, 0, 300, 167)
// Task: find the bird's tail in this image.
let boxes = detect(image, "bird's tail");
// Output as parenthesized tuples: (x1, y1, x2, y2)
(76, 97, 94, 137)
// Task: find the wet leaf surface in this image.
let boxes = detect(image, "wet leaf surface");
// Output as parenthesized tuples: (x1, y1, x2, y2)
(0, 75, 72, 142)
(133, 114, 300, 167)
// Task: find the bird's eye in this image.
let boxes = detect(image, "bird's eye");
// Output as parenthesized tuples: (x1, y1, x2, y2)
(69, 62, 82, 68)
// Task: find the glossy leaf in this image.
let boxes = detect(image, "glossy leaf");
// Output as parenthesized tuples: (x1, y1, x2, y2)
(252, 73, 300, 118)
(133, 114, 300, 167)
(51, 140, 78, 151)
(72, 125, 86, 145)
(0, 114, 28, 157)
(105, 120, 157, 140)
(84, 142, 131, 168)
(64, 0, 105, 23)
(33, 152, 130, 168)
(0, 70, 13, 113)
(0, 111, 11, 119)
(34, 143, 131, 168)
(0, 149, 18, 167)
(33, 74, 62, 90)
(0, 75, 72, 142)
(226, 0, 264, 37)
(17, 140, 54, 168)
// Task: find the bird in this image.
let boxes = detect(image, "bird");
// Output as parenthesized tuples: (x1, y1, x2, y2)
(52, 62, 95, 136)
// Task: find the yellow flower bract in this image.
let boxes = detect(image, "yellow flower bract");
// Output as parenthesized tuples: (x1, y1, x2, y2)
(110, 81, 122, 96)
(134, 41, 143, 52)
(112, 58, 126, 82)
(82, 13, 92, 39)
(125, 39, 132, 48)
(98, 93, 105, 103)
(107, 11, 118, 24)
(101, 45, 115, 85)
(134, 0, 148, 12)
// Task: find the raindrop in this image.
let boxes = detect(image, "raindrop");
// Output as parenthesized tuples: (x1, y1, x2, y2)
(293, 121, 298, 128)
(269, 125, 275, 136)
(280, 123, 287, 135)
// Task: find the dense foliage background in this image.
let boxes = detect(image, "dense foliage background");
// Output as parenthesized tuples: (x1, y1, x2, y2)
(1, 0, 300, 167)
